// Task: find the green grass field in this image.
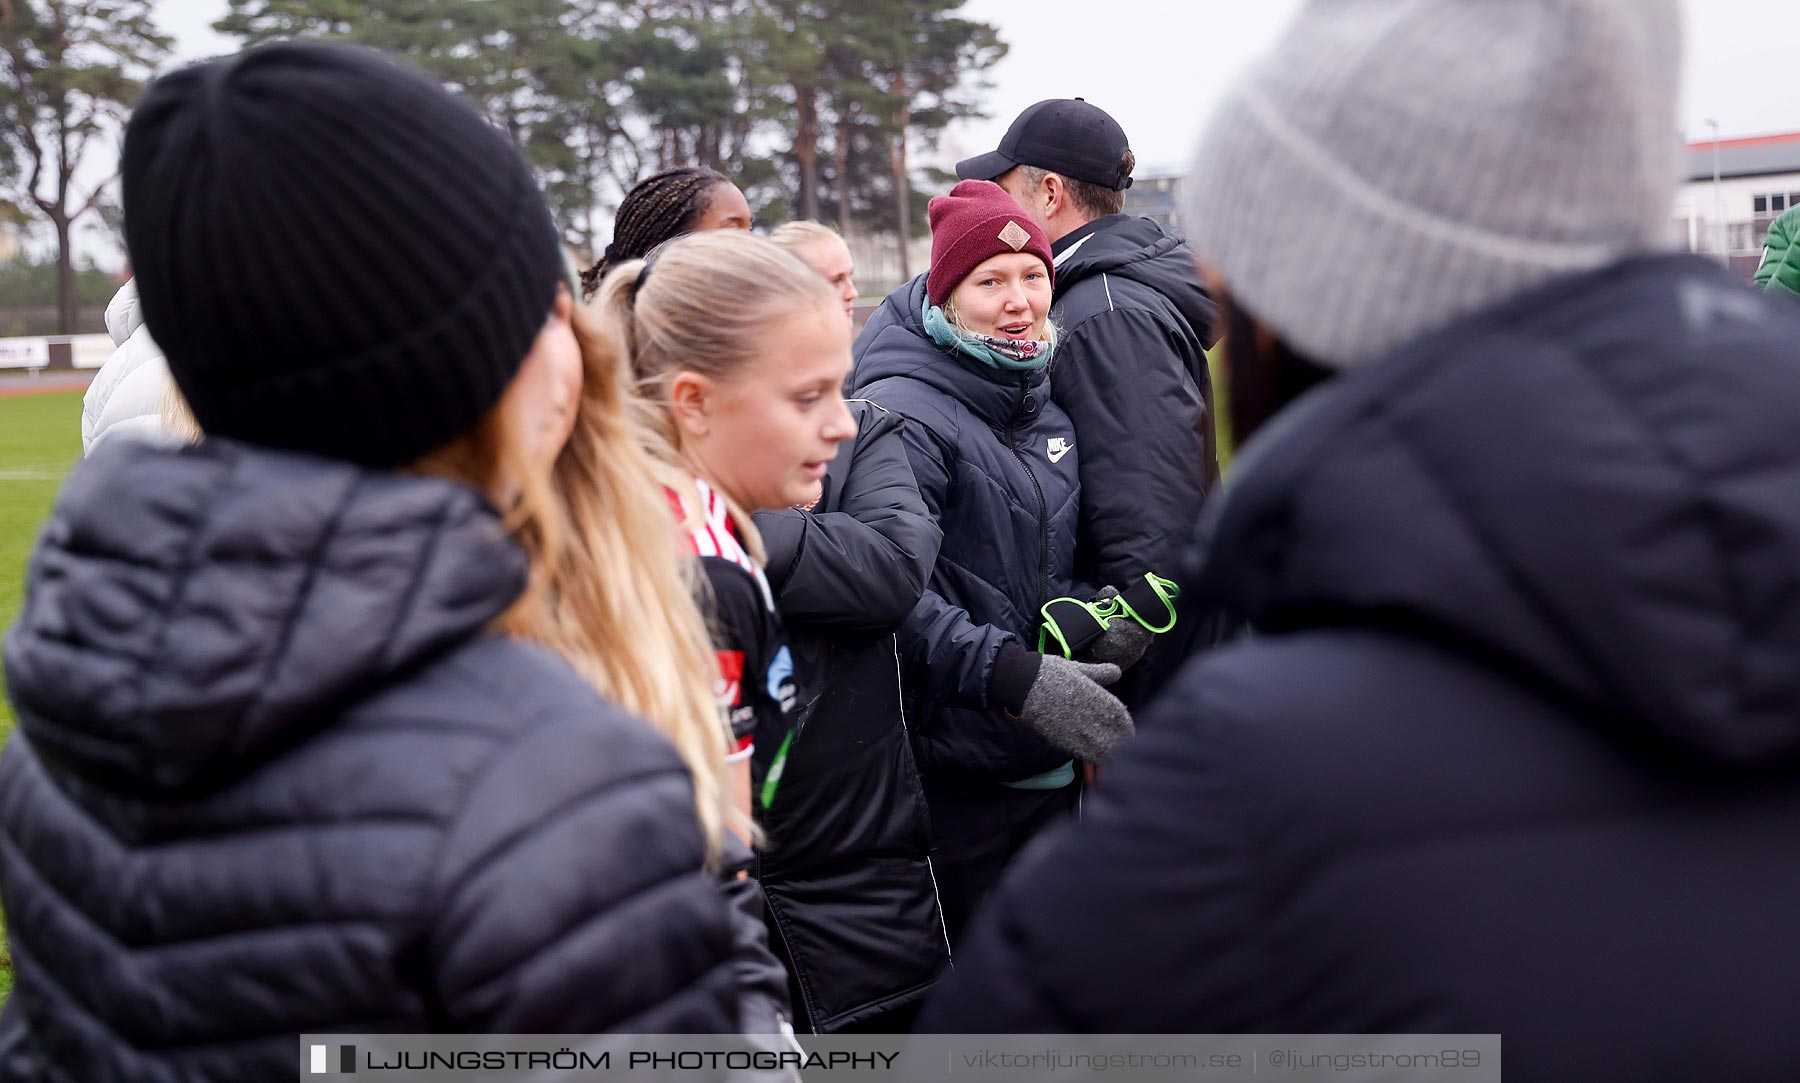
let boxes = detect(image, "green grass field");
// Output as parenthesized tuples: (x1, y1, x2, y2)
(0, 388, 84, 1005)
(1, 390, 82, 738)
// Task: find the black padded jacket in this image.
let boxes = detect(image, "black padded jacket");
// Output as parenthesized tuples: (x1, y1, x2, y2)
(0, 439, 782, 1082)
(754, 400, 951, 1031)
(922, 257, 1800, 1080)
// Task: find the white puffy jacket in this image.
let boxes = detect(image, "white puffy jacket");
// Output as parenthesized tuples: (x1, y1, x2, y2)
(81, 279, 178, 455)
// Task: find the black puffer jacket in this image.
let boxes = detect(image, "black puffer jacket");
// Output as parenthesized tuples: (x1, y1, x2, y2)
(921, 256, 1800, 1080)
(1050, 215, 1221, 705)
(850, 275, 1084, 782)
(753, 399, 950, 1032)
(1051, 215, 1219, 586)
(0, 439, 780, 1082)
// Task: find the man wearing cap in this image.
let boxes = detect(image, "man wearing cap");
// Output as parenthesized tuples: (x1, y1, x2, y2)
(922, 1, 1800, 1074)
(958, 98, 1220, 707)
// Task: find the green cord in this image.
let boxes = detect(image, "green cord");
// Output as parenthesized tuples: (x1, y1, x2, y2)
(759, 731, 795, 810)
(1115, 573, 1181, 633)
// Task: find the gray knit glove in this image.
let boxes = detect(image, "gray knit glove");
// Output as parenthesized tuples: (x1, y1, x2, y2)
(1016, 655, 1134, 763)
(1078, 585, 1156, 670)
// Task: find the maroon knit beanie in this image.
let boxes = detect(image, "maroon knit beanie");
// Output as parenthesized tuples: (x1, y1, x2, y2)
(926, 180, 1055, 306)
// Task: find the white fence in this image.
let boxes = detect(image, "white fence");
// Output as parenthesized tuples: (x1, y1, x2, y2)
(0, 333, 110, 374)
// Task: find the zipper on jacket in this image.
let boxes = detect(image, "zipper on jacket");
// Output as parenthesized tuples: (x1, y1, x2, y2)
(1005, 378, 1052, 614)
(892, 636, 954, 962)
(764, 889, 820, 1031)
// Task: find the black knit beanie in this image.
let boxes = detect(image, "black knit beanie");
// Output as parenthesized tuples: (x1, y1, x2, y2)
(121, 42, 562, 466)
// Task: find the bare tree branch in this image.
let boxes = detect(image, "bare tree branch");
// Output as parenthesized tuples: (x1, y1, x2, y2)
(70, 167, 116, 220)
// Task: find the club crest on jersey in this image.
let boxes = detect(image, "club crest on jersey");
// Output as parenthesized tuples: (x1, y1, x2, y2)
(767, 646, 797, 715)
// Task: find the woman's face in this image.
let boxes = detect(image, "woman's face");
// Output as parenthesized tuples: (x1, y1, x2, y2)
(675, 299, 858, 512)
(948, 252, 1052, 339)
(691, 182, 754, 232)
(505, 287, 584, 471)
(797, 236, 858, 321)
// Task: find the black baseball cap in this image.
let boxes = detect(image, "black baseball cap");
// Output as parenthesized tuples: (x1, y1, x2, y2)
(955, 98, 1134, 191)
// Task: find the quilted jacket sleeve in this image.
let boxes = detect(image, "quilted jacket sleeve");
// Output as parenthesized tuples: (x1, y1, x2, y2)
(424, 704, 773, 1033)
(900, 589, 1017, 710)
(716, 837, 798, 1035)
(1053, 307, 1218, 590)
(756, 402, 941, 632)
(872, 407, 1016, 710)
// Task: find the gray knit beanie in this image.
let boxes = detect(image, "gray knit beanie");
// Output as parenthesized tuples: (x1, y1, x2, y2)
(1186, 0, 1683, 369)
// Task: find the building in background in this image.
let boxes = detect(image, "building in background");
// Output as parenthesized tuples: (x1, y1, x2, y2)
(1131, 136, 1800, 285)
(1123, 167, 1186, 233)
(1674, 131, 1800, 280)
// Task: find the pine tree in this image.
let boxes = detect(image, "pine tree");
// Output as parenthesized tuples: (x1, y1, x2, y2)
(1, 0, 170, 332)
(812, 0, 1003, 272)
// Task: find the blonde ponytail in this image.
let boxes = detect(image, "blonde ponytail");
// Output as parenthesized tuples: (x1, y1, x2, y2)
(415, 298, 733, 863)
(589, 231, 841, 563)
(509, 302, 735, 862)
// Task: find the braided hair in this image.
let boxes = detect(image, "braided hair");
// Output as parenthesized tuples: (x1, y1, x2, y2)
(582, 167, 733, 297)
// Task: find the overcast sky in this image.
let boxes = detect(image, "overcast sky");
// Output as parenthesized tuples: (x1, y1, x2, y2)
(56, 0, 1800, 268)
(950, 0, 1795, 171)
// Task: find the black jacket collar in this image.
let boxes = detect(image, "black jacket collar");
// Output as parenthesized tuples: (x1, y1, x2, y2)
(1052, 214, 1131, 260)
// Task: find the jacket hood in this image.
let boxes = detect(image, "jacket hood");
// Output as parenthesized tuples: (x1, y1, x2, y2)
(1195, 255, 1800, 767)
(103, 277, 144, 347)
(851, 273, 1046, 430)
(84, 278, 176, 455)
(1055, 216, 1219, 345)
(3, 438, 526, 792)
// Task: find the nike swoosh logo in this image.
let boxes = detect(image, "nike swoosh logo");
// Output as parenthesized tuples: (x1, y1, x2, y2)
(1047, 439, 1073, 464)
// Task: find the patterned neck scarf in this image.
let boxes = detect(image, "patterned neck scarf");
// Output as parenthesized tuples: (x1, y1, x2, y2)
(922, 299, 1054, 372)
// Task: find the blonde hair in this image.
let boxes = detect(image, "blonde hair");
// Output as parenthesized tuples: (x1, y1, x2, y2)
(768, 220, 844, 255)
(527, 306, 732, 860)
(414, 295, 733, 864)
(589, 230, 840, 562)
(159, 382, 203, 443)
